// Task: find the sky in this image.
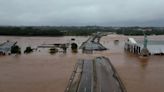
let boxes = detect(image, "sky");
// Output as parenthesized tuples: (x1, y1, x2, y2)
(0, 0, 164, 26)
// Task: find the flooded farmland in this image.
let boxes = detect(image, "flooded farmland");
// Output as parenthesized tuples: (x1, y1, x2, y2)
(0, 35, 164, 92)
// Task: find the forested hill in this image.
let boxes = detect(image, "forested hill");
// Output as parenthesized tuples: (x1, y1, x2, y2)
(0, 27, 63, 36)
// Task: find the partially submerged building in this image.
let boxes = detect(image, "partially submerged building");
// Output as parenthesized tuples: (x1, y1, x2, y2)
(124, 37, 164, 55)
(124, 38, 141, 55)
(0, 41, 17, 55)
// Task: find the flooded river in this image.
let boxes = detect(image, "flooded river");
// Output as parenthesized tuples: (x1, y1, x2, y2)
(0, 35, 164, 92)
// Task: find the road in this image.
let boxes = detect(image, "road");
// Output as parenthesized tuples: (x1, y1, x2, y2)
(77, 60, 93, 92)
(95, 57, 122, 92)
(66, 57, 126, 92)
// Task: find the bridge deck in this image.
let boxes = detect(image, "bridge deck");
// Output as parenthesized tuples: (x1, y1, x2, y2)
(65, 57, 126, 92)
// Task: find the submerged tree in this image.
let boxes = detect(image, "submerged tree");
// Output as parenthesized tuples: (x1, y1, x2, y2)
(71, 43, 78, 53)
(11, 45, 21, 54)
(24, 46, 33, 54)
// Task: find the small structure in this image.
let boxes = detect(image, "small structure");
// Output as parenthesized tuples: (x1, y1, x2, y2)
(124, 38, 141, 54)
(0, 41, 17, 55)
(38, 43, 69, 53)
(125, 37, 164, 56)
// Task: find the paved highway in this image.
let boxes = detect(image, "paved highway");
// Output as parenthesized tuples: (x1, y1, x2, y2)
(95, 57, 122, 92)
(66, 57, 126, 92)
(77, 60, 93, 92)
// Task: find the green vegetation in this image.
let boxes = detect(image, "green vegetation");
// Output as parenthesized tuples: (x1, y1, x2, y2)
(114, 27, 164, 35)
(0, 27, 63, 36)
(24, 46, 33, 53)
(0, 26, 164, 36)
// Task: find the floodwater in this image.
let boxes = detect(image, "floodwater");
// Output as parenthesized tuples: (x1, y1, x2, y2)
(0, 35, 164, 92)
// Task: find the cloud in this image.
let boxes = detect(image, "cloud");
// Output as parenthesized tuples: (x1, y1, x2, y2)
(0, 0, 164, 26)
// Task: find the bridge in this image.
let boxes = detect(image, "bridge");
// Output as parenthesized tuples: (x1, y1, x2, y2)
(79, 32, 110, 53)
(65, 57, 126, 92)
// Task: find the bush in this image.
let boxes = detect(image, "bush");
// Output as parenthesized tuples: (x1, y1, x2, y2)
(24, 46, 33, 53)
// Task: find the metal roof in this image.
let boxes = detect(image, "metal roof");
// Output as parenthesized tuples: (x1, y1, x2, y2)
(128, 38, 137, 44)
(0, 41, 16, 53)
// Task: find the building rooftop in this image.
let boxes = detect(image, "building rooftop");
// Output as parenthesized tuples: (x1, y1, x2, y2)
(0, 41, 16, 53)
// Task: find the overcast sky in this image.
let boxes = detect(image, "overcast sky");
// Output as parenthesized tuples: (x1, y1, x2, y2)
(0, 0, 164, 26)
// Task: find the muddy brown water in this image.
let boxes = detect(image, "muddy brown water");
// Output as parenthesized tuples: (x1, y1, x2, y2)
(0, 35, 164, 92)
